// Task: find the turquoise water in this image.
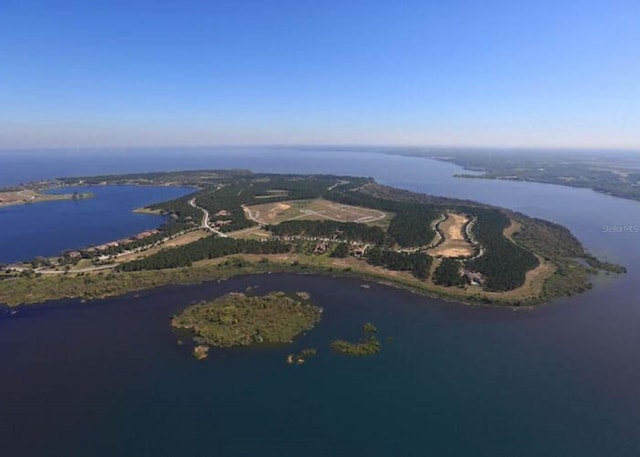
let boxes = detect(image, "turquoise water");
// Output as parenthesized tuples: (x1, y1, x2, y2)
(1, 148, 640, 456)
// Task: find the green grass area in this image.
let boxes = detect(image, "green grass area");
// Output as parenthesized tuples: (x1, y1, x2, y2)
(172, 291, 321, 348)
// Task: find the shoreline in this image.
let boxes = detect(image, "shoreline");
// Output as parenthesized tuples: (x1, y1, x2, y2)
(0, 170, 625, 309)
(0, 192, 93, 208)
(0, 249, 613, 308)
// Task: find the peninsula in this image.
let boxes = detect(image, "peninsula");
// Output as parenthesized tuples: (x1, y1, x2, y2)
(0, 188, 92, 207)
(0, 170, 625, 307)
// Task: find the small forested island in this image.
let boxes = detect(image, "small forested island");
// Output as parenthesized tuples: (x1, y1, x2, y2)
(172, 291, 322, 358)
(330, 321, 382, 356)
(331, 337, 381, 356)
(0, 169, 626, 307)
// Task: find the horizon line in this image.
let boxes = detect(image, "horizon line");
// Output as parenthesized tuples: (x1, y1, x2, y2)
(1, 143, 639, 154)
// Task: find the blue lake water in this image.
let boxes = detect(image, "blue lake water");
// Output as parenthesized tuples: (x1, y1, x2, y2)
(1, 147, 640, 456)
(0, 185, 193, 264)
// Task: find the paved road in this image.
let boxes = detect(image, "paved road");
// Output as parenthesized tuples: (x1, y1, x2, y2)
(189, 198, 228, 237)
(9, 264, 117, 274)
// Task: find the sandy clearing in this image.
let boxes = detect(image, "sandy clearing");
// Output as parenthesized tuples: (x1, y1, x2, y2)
(428, 213, 475, 258)
(245, 199, 389, 226)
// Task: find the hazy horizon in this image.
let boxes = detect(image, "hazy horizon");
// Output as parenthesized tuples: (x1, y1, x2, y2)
(1, 144, 639, 156)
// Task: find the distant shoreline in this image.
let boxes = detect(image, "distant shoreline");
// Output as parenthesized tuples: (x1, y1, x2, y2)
(0, 190, 93, 208)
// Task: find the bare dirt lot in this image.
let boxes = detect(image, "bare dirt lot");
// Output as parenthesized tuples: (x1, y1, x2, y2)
(244, 199, 390, 227)
(427, 213, 475, 257)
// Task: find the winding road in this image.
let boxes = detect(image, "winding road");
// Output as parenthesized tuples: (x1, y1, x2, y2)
(188, 198, 228, 237)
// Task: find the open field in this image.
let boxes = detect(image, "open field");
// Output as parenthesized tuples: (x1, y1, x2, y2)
(427, 213, 475, 257)
(244, 199, 390, 227)
(228, 227, 272, 240)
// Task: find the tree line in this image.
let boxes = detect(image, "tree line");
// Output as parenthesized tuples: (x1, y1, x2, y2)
(366, 248, 431, 279)
(432, 258, 466, 287)
(327, 190, 439, 247)
(119, 237, 290, 271)
(465, 208, 539, 291)
(268, 220, 387, 244)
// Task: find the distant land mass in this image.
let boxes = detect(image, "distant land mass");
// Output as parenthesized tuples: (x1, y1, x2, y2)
(0, 169, 625, 307)
(372, 148, 640, 202)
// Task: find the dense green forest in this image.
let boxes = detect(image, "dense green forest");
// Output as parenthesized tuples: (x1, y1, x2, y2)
(365, 248, 432, 279)
(119, 237, 289, 271)
(465, 209, 539, 291)
(330, 242, 350, 258)
(268, 220, 387, 244)
(433, 258, 466, 287)
(147, 196, 201, 223)
(327, 190, 439, 247)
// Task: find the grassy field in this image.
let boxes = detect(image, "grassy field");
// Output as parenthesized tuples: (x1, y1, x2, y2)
(244, 198, 391, 228)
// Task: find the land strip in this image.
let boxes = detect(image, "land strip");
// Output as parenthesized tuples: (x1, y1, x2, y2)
(0, 189, 92, 207)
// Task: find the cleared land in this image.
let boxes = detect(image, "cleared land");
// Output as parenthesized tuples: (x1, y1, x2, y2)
(427, 213, 475, 257)
(244, 199, 390, 227)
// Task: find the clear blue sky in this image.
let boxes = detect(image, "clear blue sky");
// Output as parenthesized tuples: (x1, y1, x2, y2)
(1, 0, 638, 149)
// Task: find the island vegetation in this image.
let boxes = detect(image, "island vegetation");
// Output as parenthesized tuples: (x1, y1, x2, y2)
(331, 336, 381, 356)
(171, 291, 322, 357)
(0, 169, 626, 308)
(330, 321, 383, 356)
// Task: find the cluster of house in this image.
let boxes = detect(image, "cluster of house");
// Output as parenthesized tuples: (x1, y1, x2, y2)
(134, 229, 160, 240)
(309, 239, 368, 257)
(462, 269, 485, 286)
(351, 244, 369, 257)
(212, 220, 232, 229)
(312, 240, 330, 254)
(64, 229, 163, 259)
(88, 241, 121, 252)
(212, 209, 233, 229)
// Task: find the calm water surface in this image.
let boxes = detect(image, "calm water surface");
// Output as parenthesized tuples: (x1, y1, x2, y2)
(1, 148, 639, 456)
(0, 185, 194, 263)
